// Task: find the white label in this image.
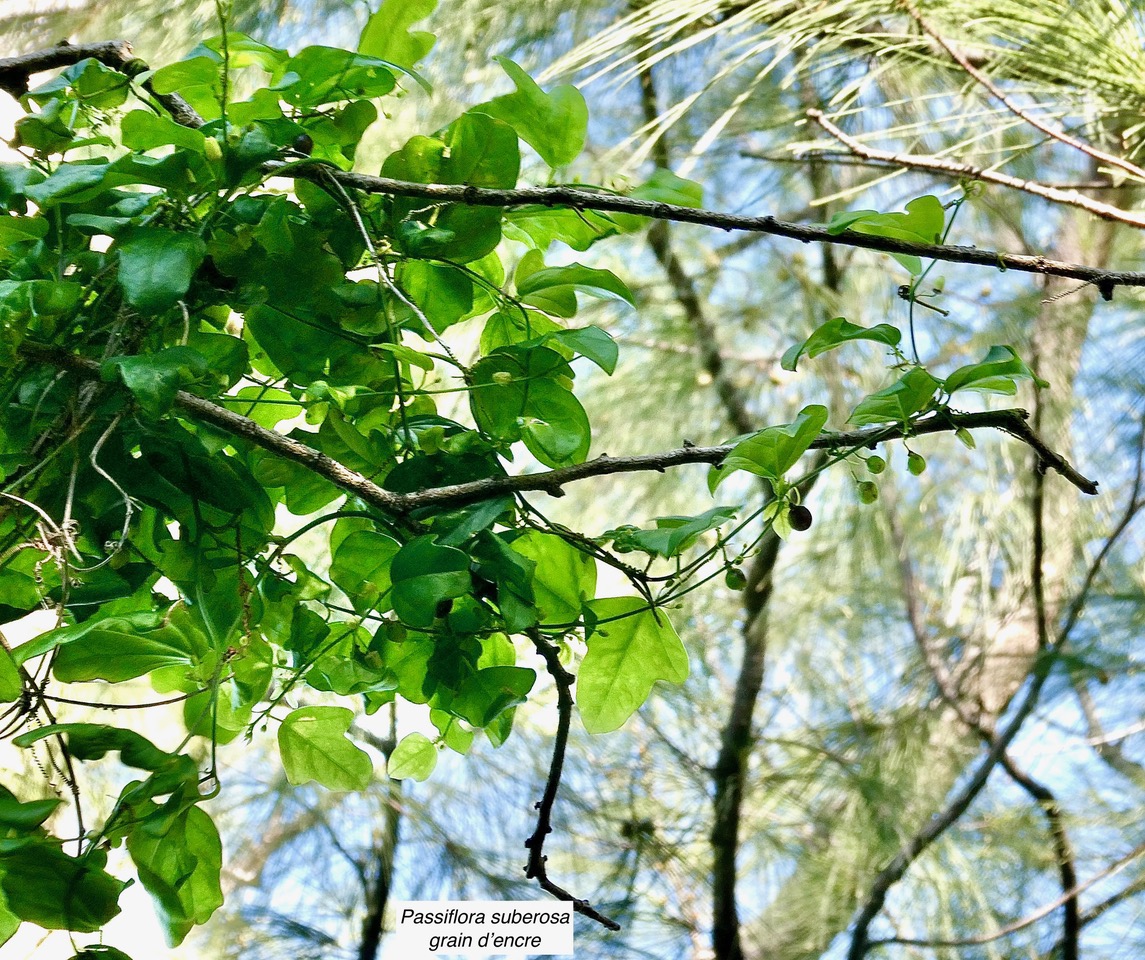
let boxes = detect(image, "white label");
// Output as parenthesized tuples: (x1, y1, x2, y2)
(390, 901, 575, 957)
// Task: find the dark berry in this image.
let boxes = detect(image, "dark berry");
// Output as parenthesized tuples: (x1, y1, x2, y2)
(789, 504, 813, 531)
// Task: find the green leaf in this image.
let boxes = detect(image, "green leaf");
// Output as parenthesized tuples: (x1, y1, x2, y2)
(517, 261, 634, 319)
(22, 162, 109, 206)
(278, 706, 373, 791)
(504, 206, 617, 251)
(197, 32, 289, 74)
(13, 725, 186, 773)
(120, 110, 206, 153)
(579, 598, 688, 734)
(388, 731, 437, 781)
(469, 345, 591, 467)
(0, 793, 60, 831)
(848, 367, 941, 425)
(17, 610, 202, 683)
(358, 0, 438, 71)
(383, 112, 519, 262)
(711, 404, 828, 490)
(511, 531, 596, 625)
(781, 317, 902, 372)
(0, 844, 126, 932)
(612, 168, 704, 231)
(0, 647, 20, 703)
(943, 345, 1049, 394)
(476, 58, 587, 168)
(480, 309, 560, 354)
(115, 228, 206, 314)
(389, 537, 472, 628)
(149, 58, 222, 121)
(13, 100, 75, 154)
(102, 347, 209, 416)
(275, 47, 405, 108)
(537, 326, 619, 374)
(227, 386, 302, 428)
(330, 530, 402, 614)
(71, 946, 135, 959)
(827, 195, 945, 275)
(430, 710, 474, 755)
(599, 506, 738, 558)
(901, 194, 946, 242)
(469, 530, 537, 632)
(0, 215, 49, 254)
(25, 58, 130, 111)
(395, 260, 474, 334)
(127, 805, 223, 946)
(519, 381, 592, 467)
(451, 666, 536, 727)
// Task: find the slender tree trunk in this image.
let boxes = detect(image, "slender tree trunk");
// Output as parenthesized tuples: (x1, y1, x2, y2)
(359, 712, 402, 960)
(358, 785, 402, 960)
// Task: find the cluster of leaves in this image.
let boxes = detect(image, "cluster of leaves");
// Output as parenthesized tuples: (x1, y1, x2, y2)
(0, 5, 718, 950)
(0, 2, 1050, 951)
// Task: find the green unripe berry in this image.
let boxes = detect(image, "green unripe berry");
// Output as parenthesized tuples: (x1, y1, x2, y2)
(858, 481, 879, 504)
(866, 455, 886, 474)
(725, 567, 747, 590)
(907, 451, 927, 476)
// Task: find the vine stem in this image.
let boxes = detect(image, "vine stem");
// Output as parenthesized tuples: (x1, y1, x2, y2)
(524, 628, 620, 930)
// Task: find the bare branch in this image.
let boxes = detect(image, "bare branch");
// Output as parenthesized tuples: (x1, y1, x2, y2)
(846, 432, 1071, 957)
(4, 42, 1145, 292)
(289, 164, 1145, 295)
(904, 2, 1145, 183)
(893, 506, 1078, 959)
(869, 840, 1145, 950)
(20, 343, 1100, 529)
(0, 41, 203, 128)
(806, 109, 1145, 227)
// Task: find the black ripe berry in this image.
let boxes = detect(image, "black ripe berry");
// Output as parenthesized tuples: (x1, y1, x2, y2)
(292, 133, 314, 156)
(789, 505, 813, 531)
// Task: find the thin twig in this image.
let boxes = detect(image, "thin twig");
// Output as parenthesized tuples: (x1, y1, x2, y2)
(869, 840, 1145, 950)
(903, 2, 1145, 183)
(524, 628, 620, 930)
(806, 109, 1145, 227)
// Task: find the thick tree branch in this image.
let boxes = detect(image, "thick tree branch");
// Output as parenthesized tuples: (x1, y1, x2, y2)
(806, 109, 1145, 227)
(0, 41, 202, 128)
(4, 42, 1145, 292)
(0, 41, 134, 97)
(295, 165, 1145, 294)
(20, 343, 1100, 524)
